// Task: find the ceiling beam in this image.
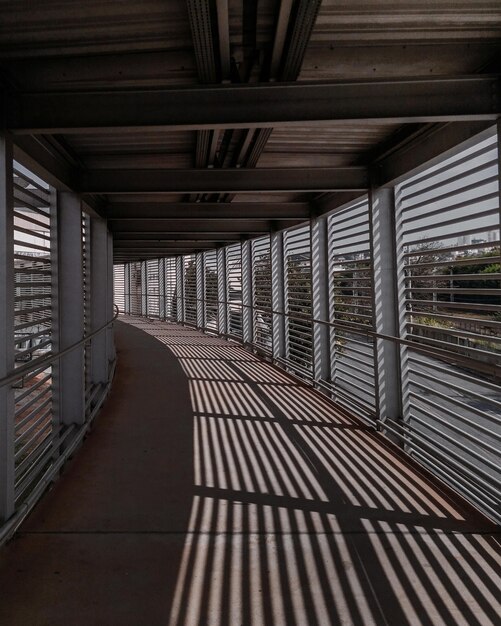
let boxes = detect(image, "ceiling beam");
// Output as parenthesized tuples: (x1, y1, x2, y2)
(109, 218, 302, 233)
(373, 121, 495, 186)
(11, 134, 76, 190)
(114, 253, 190, 260)
(7, 76, 500, 134)
(80, 167, 368, 194)
(114, 240, 230, 247)
(117, 241, 218, 252)
(113, 233, 243, 241)
(104, 201, 311, 220)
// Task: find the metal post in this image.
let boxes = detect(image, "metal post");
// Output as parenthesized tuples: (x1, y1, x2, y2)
(90, 217, 109, 385)
(271, 231, 285, 360)
(241, 240, 253, 345)
(217, 248, 227, 334)
(54, 192, 85, 425)
(106, 231, 115, 366)
(196, 252, 204, 328)
(311, 215, 330, 382)
(369, 186, 402, 430)
(158, 258, 166, 320)
(124, 263, 131, 314)
(0, 135, 15, 522)
(176, 256, 184, 323)
(141, 261, 147, 317)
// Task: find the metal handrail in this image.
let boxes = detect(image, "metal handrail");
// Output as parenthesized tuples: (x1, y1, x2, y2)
(139, 293, 500, 377)
(0, 305, 120, 389)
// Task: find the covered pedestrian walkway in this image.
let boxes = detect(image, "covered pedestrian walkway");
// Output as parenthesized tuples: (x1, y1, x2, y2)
(1, 2, 501, 622)
(0, 317, 499, 625)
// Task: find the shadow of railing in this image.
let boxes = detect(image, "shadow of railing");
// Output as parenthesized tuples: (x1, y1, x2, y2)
(125, 317, 501, 626)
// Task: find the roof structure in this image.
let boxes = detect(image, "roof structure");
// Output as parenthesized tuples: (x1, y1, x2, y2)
(1, 0, 500, 261)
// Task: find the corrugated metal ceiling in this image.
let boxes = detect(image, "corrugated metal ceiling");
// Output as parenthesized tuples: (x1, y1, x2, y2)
(0, 0, 500, 260)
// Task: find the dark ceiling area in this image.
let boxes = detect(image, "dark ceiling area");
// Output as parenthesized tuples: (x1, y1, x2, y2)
(1, 0, 500, 262)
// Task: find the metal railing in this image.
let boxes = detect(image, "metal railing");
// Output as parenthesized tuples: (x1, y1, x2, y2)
(0, 306, 119, 546)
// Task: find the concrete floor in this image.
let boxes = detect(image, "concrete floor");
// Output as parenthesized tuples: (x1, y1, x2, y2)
(0, 317, 500, 626)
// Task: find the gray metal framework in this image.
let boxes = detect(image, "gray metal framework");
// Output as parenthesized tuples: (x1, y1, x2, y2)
(117, 127, 501, 524)
(1, 0, 501, 538)
(0, 144, 117, 544)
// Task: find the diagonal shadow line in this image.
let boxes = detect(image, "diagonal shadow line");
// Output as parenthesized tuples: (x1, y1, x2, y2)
(191, 485, 498, 535)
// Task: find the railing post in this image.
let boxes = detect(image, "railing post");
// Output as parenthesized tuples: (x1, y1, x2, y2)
(54, 192, 85, 426)
(271, 231, 285, 361)
(0, 134, 15, 522)
(369, 185, 402, 430)
(241, 240, 253, 345)
(311, 214, 330, 383)
(90, 217, 109, 385)
(217, 248, 227, 334)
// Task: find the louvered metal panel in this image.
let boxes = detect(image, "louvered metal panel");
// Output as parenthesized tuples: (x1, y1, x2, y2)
(284, 224, 312, 375)
(392, 132, 501, 522)
(184, 254, 198, 326)
(327, 198, 377, 421)
(113, 264, 125, 313)
(251, 236, 272, 352)
(12, 165, 55, 506)
(146, 259, 159, 318)
(129, 261, 142, 316)
(226, 243, 243, 338)
(203, 249, 218, 332)
(82, 213, 94, 416)
(159, 257, 177, 320)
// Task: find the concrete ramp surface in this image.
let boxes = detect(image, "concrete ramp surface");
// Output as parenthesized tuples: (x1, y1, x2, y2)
(0, 317, 500, 626)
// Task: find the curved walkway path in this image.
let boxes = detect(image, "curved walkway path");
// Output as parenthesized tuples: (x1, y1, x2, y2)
(0, 316, 500, 625)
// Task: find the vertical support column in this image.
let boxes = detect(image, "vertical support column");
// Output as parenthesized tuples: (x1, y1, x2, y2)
(196, 252, 204, 328)
(124, 263, 131, 314)
(158, 258, 166, 320)
(241, 240, 253, 345)
(369, 186, 402, 429)
(54, 192, 85, 425)
(311, 215, 330, 383)
(217, 248, 227, 334)
(176, 256, 184, 323)
(141, 261, 147, 317)
(90, 217, 109, 385)
(0, 135, 15, 522)
(106, 231, 115, 366)
(271, 231, 285, 361)
(497, 120, 501, 275)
